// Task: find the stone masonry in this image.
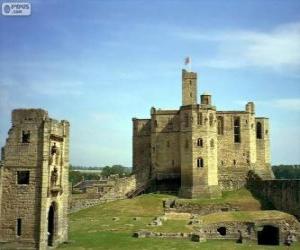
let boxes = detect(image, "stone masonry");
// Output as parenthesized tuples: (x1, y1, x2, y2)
(0, 109, 70, 249)
(132, 69, 273, 198)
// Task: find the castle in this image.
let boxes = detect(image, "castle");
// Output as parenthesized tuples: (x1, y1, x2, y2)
(0, 109, 69, 249)
(133, 69, 274, 198)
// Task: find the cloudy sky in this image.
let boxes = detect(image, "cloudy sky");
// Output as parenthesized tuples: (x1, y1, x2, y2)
(0, 0, 299, 167)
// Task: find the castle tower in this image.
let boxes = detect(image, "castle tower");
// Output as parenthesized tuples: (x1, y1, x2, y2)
(179, 76, 221, 198)
(182, 69, 197, 106)
(0, 109, 69, 249)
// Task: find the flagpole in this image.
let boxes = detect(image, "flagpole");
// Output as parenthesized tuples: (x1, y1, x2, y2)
(189, 57, 192, 72)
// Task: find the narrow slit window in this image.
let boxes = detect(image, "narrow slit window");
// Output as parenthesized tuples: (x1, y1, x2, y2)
(209, 114, 214, 126)
(17, 218, 22, 236)
(197, 112, 203, 125)
(217, 116, 224, 135)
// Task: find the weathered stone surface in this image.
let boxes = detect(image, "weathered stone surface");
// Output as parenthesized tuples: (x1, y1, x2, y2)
(69, 175, 137, 213)
(246, 172, 300, 220)
(0, 109, 70, 249)
(132, 69, 273, 198)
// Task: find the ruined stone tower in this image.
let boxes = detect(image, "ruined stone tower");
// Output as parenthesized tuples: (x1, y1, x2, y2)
(133, 69, 273, 197)
(0, 109, 69, 249)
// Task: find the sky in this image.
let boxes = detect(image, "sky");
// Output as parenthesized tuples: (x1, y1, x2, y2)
(0, 0, 300, 167)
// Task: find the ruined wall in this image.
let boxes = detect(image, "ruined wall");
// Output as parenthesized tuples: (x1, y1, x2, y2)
(69, 175, 136, 213)
(247, 173, 300, 220)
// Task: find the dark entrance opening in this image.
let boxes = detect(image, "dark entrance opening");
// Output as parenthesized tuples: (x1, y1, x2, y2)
(257, 225, 279, 245)
(217, 227, 227, 236)
(48, 203, 56, 246)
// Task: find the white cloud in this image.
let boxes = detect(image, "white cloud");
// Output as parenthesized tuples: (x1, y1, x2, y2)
(175, 22, 300, 72)
(270, 98, 300, 111)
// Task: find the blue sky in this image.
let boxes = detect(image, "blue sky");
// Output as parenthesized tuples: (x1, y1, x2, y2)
(0, 0, 299, 166)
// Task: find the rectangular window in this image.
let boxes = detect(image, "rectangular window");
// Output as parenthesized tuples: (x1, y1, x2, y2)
(234, 117, 241, 143)
(17, 171, 30, 185)
(17, 218, 22, 236)
(22, 130, 30, 143)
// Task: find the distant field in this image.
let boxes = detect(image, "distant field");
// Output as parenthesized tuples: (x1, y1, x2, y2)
(59, 191, 299, 250)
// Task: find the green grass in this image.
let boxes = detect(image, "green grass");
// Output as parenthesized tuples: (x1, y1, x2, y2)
(58, 192, 298, 249)
(176, 188, 262, 210)
(200, 210, 295, 224)
(59, 232, 300, 250)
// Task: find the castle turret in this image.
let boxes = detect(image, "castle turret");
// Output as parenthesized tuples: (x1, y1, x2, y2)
(182, 69, 197, 106)
(201, 92, 212, 105)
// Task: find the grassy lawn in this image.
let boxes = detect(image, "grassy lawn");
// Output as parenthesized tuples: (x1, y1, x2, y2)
(59, 232, 300, 250)
(176, 188, 262, 210)
(59, 192, 298, 249)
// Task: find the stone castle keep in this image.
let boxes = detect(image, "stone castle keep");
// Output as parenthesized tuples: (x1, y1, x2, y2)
(133, 69, 274, 198)
(0, 109, 69, 249)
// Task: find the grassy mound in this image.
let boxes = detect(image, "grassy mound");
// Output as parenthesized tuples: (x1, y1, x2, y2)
(175, 188, 263, 210)
(59, 191, 299, 249)
(201, 210, 295, 224)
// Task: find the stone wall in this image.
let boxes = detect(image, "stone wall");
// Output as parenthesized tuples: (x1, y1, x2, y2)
(202, 217, 300, 243)
(164, 200, 240, 215)
(69, 175, 136, 213)
(247, 172, 300, 220)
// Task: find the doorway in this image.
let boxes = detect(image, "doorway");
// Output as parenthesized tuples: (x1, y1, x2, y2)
(257, 225, 279, 245)
(48, 203, 56, 246)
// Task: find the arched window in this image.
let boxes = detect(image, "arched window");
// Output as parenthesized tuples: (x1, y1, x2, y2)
(197, 157, 204, 168)
(210, 139, 214, 148)
(209, 113, 214, 126)
(154, 120, 158, 128)
(256, 122, 262, 139)
(217, 116, 224, 135)
(184, 113, 189, 127)
(234, 117, 241, 143)
(197, 138, 203, 147)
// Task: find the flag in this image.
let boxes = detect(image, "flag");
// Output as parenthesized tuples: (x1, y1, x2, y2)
(184, 57, 190, 65)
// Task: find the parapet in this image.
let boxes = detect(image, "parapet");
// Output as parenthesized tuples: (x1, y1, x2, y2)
(182, 69, 197, 79)
(12, 108, 48, 125)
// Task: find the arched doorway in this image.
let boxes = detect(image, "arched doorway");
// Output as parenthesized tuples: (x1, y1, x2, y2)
(48, 202, 56, 246)
(257, 225, 279, 245)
